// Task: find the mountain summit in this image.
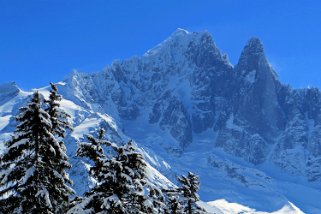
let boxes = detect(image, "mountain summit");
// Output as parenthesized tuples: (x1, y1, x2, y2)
(238, 37, 265, 68)
(1, 29, 321, 213)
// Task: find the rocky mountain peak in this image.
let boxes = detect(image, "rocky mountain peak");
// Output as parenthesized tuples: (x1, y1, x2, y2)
(0, 82, 20, 96)
(1, 30, 321, 212)
(143, 29, 225, 66)
(171, 28, 190, 37)
(242, 37, 264, 57)
(232, 37, 283, 141)
(236, 37, 266, 72)
(144, 28, 192, 57)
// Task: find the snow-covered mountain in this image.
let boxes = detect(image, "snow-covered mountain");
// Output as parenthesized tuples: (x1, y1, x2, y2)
(1, 29, 321, 213)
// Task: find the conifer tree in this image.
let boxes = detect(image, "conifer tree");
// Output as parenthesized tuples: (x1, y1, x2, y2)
(0, 92, 73, 213)
(148, 187, 166, 213)
(68, 128, 126, 213)
(46, 82, 72, 137)
(177, 172, 203, 214)
(164, 190, 184, 214)
(121, 140, 148, 213)
(45, 82, 74, 213)
(117, 140, 166, 213)
(68, 129, 165, 214)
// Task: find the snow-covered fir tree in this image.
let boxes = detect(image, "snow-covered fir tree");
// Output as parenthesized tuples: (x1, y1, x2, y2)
(177, 172, 204, 214)
(45, 82, 75, 213)
(121, 141, 165, 213)
(46, 82, 72, 138)
(164, 190, 184, 214)
(68, 129, 165, 214)
(0, 91, 74, 214)
(68, 128, 127, 213)
(147, 187, 166, 213)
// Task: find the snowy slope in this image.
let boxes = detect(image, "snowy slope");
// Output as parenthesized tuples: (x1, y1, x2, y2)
(207, 200, 304, 214)
(1, 29, 321, 213)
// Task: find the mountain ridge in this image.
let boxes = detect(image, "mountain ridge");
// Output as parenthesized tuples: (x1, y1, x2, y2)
(1, 29, 321, 213)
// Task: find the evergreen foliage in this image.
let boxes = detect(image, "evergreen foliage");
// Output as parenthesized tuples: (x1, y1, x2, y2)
(46, 82, 72, 138)
(164, 190, 184, 214)
(0, 91, 73, 213)
(0, 84, 207, 213)
(147, 187, 166, 213)
(45, 83, 74, 213)
(177, 172, 204, 214)
(69, 128, 125, 213)
(68, 129, 166, 214)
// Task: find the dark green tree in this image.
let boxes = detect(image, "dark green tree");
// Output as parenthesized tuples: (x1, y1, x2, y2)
(45, 82, 74, 213)
(68, 128, 126, 213)
(177, 172, 203, 214)
(164, 189, 184, 214)
(68, 129, 165, 214)
(46, 82, 72, 137)
(0, 92, 73, 213)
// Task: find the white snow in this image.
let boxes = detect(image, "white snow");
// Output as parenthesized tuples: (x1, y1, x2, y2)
(21, 166, 36, 185)
(144, 28, 191, 56)
(162, 160, 171, 169)
(207, 199, 304, 214)
(197, 201, 223, 214)
(0, 92, 25, 113)
(245, 70, 256, 83)
(226, 114, 243, 132)
(0, 115, 11, 130)
(72, 118, 102, 140)
(97, 113, 118, 131)
(145, 163, 174, 189)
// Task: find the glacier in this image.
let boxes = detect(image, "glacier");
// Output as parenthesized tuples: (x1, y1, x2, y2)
(1, 29, 321, 213)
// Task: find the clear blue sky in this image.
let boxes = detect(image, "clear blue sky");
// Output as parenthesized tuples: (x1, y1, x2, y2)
(1, 0, 321, 90)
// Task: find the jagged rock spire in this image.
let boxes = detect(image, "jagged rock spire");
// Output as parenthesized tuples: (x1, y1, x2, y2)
(236, 37, 266, 72)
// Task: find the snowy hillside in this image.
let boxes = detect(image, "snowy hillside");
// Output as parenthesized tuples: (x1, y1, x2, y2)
(206, 199, 303, 214)
(1, 29, 321, 213)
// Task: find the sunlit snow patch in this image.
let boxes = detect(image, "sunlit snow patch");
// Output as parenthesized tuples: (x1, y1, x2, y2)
(0, 115, 11, 131)
(207, 199, 304, 214)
